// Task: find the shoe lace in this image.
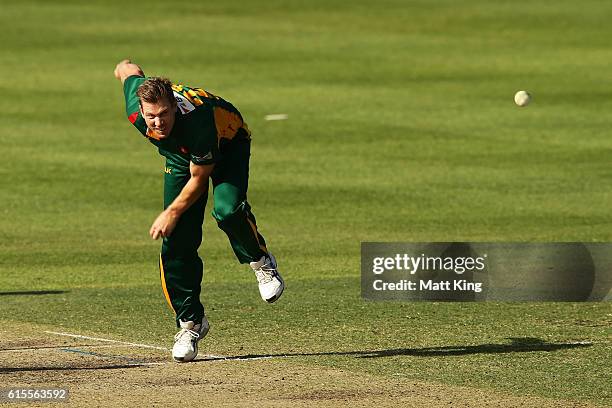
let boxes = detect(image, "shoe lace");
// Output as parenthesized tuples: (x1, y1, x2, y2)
(255, 260, 276, 284)
(174, 328, 200, 345)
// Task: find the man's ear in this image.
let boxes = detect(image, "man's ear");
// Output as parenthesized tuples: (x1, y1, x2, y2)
(139, 101, 144, 115)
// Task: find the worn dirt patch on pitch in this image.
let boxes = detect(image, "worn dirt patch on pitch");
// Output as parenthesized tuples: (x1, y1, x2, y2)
(0, 321, 602, 408)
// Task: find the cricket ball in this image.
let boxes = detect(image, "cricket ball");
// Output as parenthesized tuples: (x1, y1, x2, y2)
(514, 90, 531, 107)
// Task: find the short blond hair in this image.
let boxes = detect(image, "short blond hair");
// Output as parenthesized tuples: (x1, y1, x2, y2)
(137, 77, 176, 105)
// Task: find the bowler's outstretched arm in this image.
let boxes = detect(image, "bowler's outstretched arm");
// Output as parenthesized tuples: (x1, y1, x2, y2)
(114, 59, 144, 83)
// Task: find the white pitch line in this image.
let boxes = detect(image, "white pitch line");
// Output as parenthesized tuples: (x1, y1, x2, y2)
(0, 344, 134, 352)
(44, 330, 230, 361)
(264, 113, 288, 121)
(43, 331, 281, 362)
(44, 330, 170, 351)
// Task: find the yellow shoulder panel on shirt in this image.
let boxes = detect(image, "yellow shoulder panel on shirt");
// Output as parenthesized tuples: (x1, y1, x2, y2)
(214, 107, 244, 145)
(171, 84, 203, 106)
(193, 88, 210, 98)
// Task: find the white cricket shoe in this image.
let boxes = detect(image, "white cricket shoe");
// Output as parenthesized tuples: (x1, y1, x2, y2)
(250, 253, 285, 303)
(172, 317, 209, 362)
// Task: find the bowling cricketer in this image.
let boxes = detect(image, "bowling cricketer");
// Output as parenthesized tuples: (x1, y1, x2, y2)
(114, 59, 284, 362)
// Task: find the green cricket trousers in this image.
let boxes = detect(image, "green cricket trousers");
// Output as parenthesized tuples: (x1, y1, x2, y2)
(158, 139, 268, 326)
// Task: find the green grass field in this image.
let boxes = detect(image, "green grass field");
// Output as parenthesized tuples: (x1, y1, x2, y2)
(1, 0, 611, 406)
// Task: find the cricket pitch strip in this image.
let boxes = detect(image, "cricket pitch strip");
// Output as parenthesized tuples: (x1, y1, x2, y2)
(0, 320, 602, 407)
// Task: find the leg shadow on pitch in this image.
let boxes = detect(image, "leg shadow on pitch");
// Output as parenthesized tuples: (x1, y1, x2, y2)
(0, 290, 68, 296)
(198, 337, 592, 362)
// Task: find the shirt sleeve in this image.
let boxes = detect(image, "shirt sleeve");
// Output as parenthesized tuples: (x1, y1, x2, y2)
(122, 75, 147, 135)
(190, 146, 218, 165)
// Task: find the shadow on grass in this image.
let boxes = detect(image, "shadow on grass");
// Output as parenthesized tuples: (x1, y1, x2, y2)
(0, 290, 68, 296)
(201, 337, 592, 362)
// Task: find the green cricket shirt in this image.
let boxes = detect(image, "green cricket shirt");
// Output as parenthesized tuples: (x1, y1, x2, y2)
(123, 75, 250, 168)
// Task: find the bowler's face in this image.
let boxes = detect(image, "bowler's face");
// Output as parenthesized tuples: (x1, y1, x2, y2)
(140, 99, 176, 139)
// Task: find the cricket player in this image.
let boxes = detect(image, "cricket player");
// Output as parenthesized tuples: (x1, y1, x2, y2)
(113, 59, 284, 362)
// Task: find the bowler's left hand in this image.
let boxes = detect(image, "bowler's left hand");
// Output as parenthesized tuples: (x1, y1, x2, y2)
(150, 209, 179, 240)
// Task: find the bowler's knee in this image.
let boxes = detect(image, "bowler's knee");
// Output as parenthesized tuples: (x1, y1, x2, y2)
(213, 201, 241, 223)
(213, 201, 251, 224)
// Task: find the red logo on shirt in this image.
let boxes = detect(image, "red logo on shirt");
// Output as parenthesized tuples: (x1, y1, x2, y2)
(128, 111, 139, 124)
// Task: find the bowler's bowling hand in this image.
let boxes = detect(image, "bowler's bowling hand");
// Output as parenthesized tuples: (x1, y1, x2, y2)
(113, 59, 131, 80)
(149, 209, 179, 240)
(114, 59, 144, 83)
